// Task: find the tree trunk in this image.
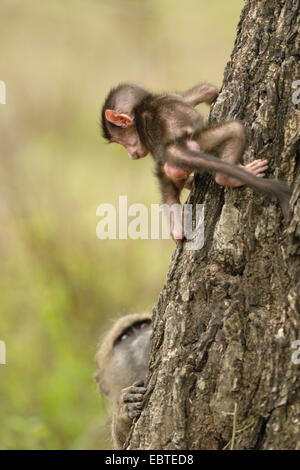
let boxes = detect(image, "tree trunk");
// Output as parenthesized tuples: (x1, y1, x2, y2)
(128, 0, 300, 450)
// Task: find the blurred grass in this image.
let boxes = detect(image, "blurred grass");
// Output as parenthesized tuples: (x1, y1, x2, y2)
(0, 0, 243, 450)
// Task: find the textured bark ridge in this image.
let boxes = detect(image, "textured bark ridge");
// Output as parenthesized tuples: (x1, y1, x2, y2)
(128, 0, 300, 450)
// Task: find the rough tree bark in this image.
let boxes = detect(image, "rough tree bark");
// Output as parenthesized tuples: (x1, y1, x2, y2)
(128, 0, 300, 450)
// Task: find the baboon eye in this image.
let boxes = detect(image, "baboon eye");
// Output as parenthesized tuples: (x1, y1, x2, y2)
(118, 327, 134, 343)
(120, 333, 129, 341)
(115, 320, 151, 345)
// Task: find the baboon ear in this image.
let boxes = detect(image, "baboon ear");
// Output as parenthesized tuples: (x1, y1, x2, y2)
(105, 110, 133, 128)
(93, 370, 109, 396)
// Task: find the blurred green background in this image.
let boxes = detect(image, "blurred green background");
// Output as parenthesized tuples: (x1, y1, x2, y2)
(0, 0, 243, 450)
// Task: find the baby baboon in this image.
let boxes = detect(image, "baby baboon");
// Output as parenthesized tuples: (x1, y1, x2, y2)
(101, 83, 290, 239)
(95, 313, 152, 449)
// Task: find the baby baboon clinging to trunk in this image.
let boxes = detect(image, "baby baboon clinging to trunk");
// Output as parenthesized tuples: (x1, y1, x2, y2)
(101, 83, 290, 239)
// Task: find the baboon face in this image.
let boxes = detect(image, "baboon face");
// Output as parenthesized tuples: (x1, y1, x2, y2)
(98, 318, 152, 398)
